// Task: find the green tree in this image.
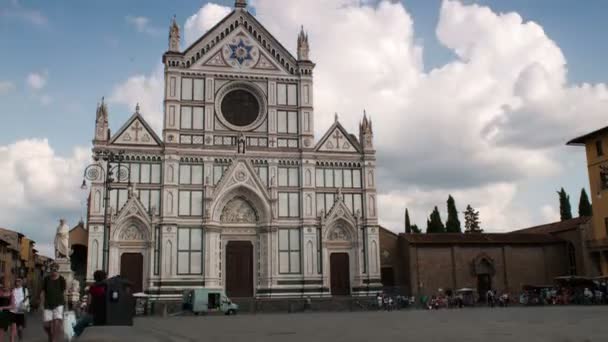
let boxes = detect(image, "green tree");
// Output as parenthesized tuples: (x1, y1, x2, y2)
(464, 205, 482, 233)
(578, 188, 592, 217)
(557, 188, 573, 221)
(405, 208, 412, 233)
(426, 206, 446, 233)
(445, 195, 462, 233)
(411, 224, 421, 234)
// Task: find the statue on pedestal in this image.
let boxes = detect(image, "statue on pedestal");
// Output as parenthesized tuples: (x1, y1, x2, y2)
(54, 219, 70, 260)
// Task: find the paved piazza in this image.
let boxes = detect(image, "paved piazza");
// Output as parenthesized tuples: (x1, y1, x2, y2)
(26, 306, 607, 341)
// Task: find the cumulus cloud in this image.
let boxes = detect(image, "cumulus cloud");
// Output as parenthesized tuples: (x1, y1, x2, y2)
(108, 66, 164, 133)
(0, 139, 89, 256)
(109, 0, 606, 232)
(184, 4, 232, 47)
(26, 71, 47, 90)
(126, 16, 163, 36)
(0, 81, 15, 94)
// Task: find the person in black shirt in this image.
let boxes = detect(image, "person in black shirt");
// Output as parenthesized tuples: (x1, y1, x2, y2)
(40, 263, 66, 342)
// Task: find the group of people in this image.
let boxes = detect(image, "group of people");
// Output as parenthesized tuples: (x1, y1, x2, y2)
(520, 285, 608, 306)
(0, 277, 30, 341)
(0, 262, 109, 342)
(376, 293, 412, 311)
(486, 289, 510, 307)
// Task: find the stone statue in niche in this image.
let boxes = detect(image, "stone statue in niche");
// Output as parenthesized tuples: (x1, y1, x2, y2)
(220, 197, 258, 223)
(120, 225, 143, 240)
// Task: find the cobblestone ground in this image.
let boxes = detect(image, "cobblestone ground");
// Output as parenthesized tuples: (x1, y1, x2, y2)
(27, 306, 608, 342)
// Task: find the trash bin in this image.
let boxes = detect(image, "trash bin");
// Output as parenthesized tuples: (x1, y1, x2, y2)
(105, 276, 135, 326)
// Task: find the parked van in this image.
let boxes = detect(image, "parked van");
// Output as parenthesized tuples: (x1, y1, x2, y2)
(182, 289, 239, 315)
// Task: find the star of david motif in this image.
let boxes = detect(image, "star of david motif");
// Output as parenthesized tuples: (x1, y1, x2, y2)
(228, 39, 253, 65)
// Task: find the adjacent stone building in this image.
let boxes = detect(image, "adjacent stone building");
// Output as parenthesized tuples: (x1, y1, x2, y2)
(379, 217, 592, 300)
(85, 0, 381, 300)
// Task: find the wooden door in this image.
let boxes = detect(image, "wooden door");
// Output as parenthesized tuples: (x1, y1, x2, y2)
(225, 241, 253, 297)
(330, 253, 350, 296)
(120, 253, 143, 293)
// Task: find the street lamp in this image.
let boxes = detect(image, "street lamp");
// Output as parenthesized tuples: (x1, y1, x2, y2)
(81, 150, 130, 273)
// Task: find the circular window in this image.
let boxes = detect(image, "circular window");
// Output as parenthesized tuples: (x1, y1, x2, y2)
(221, 89, 260, 127)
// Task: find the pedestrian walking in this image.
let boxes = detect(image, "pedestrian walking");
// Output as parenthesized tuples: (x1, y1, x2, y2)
(40, 263, 67, 342)
(0, 279, 15, 342)
(10, 278, 29, 341)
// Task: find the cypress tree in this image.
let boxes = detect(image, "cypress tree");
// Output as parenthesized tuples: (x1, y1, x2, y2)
(427, 206, 446, 233)
(446, 195, 462, 233)
(557, 188, 573, 221)
(405, 208, 412, 233)
(578, 188, 592, 217)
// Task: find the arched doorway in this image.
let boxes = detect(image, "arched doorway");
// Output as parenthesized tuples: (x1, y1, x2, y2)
(218, 195, 261, 298)
(473, 256, 495, 302)
(325, 220, 356, 296)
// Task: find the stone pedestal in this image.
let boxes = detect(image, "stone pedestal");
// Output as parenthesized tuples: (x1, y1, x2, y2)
(56, 258, 80, 308)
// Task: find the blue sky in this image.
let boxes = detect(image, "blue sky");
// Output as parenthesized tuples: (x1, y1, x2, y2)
(0, 0, 605, 254)
(2, 0, 608, 152)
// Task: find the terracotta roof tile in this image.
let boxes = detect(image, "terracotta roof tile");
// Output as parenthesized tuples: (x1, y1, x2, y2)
(510, 217, 590, 234)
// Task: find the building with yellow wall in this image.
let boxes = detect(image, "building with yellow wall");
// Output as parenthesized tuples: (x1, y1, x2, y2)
(568, 129, 608, 275)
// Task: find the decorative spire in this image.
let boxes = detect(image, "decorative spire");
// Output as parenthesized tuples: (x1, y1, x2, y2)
(334, 112, 339, 123)
(297, 25, 310, 60)
(94, 96, 109, 142)
(135, 103, 140, 114)
(235, 0, 247, 8)
(168, 15, 180, 52)
(359, 109, 374, 151)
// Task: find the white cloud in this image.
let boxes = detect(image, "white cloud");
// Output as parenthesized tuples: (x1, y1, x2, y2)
(0, 139, 89, 251)
(0, 81, 15, 94)
(184, 4, 232, 47)
(109, 0, 607, 233)
(126, 16, 162, 36)
(0, 0, 48, 26)
(26, 71, 47, 90)
(540, 204, 559, 223)
(108, 66, 164, 133)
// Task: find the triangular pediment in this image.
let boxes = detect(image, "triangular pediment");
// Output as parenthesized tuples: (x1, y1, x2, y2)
(113, 191, 152, 228)
(212, 158, 271, 202)
(315, 121, 361, 153)
(184, 10, 297, 76)
(110, 112, 162, 147)
(324, 194, 358, 225)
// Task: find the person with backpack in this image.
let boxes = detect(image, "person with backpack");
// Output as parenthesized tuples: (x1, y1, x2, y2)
(10, 278, 29, 341)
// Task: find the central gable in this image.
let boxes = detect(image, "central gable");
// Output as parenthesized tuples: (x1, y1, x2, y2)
(183, 9, 297, 75)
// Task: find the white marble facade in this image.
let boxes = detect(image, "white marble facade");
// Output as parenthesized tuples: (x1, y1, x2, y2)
(86, 1, 381, 300)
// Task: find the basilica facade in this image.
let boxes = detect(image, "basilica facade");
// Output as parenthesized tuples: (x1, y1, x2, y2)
(86, 0, 381, 300)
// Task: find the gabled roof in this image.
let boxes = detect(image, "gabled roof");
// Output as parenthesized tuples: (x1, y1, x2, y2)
(109, 110, 163, 147)
(180, 8, 298, 72)
(314, 119, 362, 153)
(510, 216, 591, 235)
(567, 125, 608, 145)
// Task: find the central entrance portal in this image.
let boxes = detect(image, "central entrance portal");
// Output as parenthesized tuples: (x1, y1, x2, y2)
(225, 241, 254, 297)
(330, 253, 350, 296)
